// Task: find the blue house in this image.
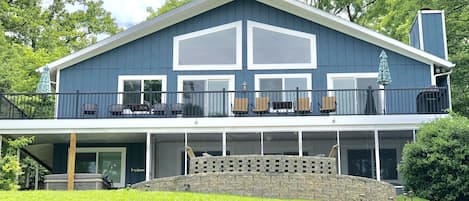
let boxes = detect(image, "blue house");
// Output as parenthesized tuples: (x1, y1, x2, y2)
(0, 0, 454, 190)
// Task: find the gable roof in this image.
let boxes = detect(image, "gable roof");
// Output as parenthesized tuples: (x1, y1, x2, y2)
(39, 0, 454, 73)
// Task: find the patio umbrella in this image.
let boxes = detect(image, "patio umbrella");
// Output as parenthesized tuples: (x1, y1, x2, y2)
(377, 50, 392, 114)
(36, 65, 52, 93)
(364, 86, 377, 115)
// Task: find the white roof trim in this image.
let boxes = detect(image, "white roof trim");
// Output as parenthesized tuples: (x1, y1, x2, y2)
(257, 0, 454, 68)
(39, 0, 233, 72)
(39, 0, 454, 73)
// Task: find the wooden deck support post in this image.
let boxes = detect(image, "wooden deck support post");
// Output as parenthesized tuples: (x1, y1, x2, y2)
(67, 133, 77, 190)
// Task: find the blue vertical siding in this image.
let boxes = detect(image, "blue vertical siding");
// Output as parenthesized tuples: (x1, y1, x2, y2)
(421, 13, 446, 59)
(58, 0, 433, 116)
(53, 143, 146, 185)
(409, 18, 420, 49)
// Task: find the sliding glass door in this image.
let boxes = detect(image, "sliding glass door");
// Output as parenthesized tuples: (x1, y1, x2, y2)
(181, 76, 232, 116)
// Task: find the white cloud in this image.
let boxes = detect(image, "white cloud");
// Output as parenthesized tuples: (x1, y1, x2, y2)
(42, 0, 166, 29)
(101, 0, 166, 29)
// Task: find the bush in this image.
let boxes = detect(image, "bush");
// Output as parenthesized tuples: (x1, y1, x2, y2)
(399, 113, 469, 201)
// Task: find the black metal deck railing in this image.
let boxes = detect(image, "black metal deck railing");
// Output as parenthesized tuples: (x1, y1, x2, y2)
(0, 87, 449, 119)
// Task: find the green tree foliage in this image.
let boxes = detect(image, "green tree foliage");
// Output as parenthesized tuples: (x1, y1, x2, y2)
(146, 0, 192, 19)
(359, 0, 469, 117)
(399, 113, 469, 201)
(302, 0, 376, 22)
(0, 137, 34, 190)
(0, 0, 119, 93)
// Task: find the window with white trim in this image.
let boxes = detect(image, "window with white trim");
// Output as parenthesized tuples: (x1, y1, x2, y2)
(248, 21, 317, 70)
(75, 147, 126, 187)
(255, 74, 312, 111)
(118, 75, 167, 105)
(173, 21, 242, 70)
(177, 75, 235, 116)
(327, 73, 383, 115)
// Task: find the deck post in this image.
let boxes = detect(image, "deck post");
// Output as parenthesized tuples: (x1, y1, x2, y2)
(412, 129, 416, 142)
(298, 130, 303, 157)
(222, 131, 226, 156)
(374, 130, 381, 181)
(67, 133, 77, 190)
(336, 130, 341, 175)
(145, 132, 151, 181)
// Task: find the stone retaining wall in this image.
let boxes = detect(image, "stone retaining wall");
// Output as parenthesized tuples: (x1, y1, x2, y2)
(190, 155, 336, 175)
(133, 172, 396, 201)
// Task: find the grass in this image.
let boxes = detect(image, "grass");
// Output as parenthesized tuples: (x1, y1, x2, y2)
(0, 189, 310, 201)
(397, 196, 429, 201)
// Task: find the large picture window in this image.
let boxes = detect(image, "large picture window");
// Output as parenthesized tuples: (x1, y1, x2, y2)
(173, 21, 242, 70)
(247, 21, 317, 70)
(75, 147, 126, 187)
(118, 75, 167, 105)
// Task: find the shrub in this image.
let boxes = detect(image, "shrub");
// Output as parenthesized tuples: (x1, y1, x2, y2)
(399, 113, 469, 201)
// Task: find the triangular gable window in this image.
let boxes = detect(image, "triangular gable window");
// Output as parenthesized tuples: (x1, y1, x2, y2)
(247, 21, 317, 70)
(173, 21, 242, 70)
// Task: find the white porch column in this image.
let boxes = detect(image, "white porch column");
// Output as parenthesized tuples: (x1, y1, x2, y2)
(374, 129, 381, 181)
(184, 132, 188, 176)
(145, 132, 151, 181)
(260, 131, 264, 156)
(336, 130, 341, 175)
(34, 162, 39, 190)
(412, 129, 416, 142)
(222, 131, 227, 156)
(298, 131, 303, 157)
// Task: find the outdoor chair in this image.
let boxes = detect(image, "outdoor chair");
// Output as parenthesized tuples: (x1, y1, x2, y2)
(232, 98, 248, 115)
(253, 97, 269, 114)
(328, 144, 338, 158)
(185, 146, 196, 160)
(294, 97, 311, 113)
(108, 104, 124, 116)
(171, 103, 184, 115)
(319, 96, 336, 114)
(152, 103, 167, 115)
(82, 103, 98, 117)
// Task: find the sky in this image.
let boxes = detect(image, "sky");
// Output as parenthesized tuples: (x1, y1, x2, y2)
(42, 0, 166, 29)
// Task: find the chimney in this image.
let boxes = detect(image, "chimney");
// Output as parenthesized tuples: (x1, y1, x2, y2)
(409, 9, 448, 59)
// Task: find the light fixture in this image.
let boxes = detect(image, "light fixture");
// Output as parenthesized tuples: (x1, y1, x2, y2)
(242, 81, 248, 91)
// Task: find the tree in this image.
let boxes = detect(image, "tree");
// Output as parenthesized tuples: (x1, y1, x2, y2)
(359, 0, 469, 117)
(399, 113, 469, 201)
(146, 0, 192, 19)
(300, 0, 377, 22)
(0, 137, 34, 190)
(0, 0, 120, 93)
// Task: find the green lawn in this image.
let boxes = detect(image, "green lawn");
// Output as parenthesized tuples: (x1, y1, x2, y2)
(397, 196, 428, 201)
(0, 190, 309, 201)
(0, 190, 429, 201)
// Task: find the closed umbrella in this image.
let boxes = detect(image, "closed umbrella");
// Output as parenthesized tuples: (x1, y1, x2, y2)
(377, 50, 392, 114)
(364, 86, 377, 115)
(36, 65, 51, 93)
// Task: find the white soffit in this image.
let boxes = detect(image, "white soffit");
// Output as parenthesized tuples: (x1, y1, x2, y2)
(257, 0, 454, 68)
